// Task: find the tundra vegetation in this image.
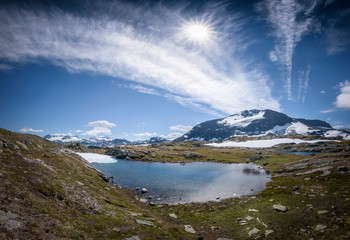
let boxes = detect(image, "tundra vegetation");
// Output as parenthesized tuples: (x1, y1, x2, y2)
(1, 128, 350, 239)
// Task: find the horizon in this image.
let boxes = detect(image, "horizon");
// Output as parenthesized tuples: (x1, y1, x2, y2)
(1, 0, 349, 141)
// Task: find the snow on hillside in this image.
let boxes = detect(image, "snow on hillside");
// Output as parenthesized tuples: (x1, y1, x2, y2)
(218, 110, 265, 127)
(206, 138, 338, 148)
(46, 134, 81, 143)
(285, 122, 312, 135)
(76, 152, 118, 163)
(324, 130, 350, 140)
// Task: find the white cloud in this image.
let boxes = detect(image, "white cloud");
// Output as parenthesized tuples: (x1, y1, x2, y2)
(87, 120, 116, 128)
(0, 3, 280, 115)
(84, 120, 116, 136)
(320, 90, 326, 94)
(169, 125, 192, 132)
(160, 132, 183, 140)
(320, 109, 335, 114)
(333, 124, 350, 129)
(335, 80, 350, 109)
(260, 0, 319, 99)
(20, 127, 43, 133)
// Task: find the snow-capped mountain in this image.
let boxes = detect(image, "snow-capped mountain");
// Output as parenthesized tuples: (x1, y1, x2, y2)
(175, 109, 335, 141)
(44, 134, 81, 143)
(44, 134, 130, 146)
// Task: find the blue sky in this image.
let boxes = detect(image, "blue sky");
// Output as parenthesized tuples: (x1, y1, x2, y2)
(0, 0, 349, 141)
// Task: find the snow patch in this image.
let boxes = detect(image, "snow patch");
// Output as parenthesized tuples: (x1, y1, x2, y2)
(324, 130, 350, 140)
(218, 111, 265, 127)
(285, 122, 312, 135)
(265, 123, 291, 135)
(76, 153, 118, 163)
(206, 138, 338, 148)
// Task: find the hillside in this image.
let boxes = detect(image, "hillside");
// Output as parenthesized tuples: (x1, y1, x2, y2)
(0, 128, 189, 239)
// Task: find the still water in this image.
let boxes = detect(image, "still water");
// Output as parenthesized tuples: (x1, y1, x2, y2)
(81, 153, 271, 204)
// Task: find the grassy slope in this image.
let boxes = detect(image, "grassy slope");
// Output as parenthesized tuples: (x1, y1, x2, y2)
(0, 129, 191, 239)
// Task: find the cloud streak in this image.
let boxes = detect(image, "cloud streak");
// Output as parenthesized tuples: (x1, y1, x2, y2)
(20, 127, 44, 133)
(261, 0, 319, 99)
(0, 2, 279, 115)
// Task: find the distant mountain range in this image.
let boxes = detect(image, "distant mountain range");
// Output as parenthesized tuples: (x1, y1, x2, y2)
(175, 109, 348, 141)
(43, 134, 168, 147)
(44, 109, 349, 146)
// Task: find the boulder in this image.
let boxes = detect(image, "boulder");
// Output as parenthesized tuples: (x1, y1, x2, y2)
(141, 188, 148, 194)
(273, 204, 288, 212)
(136, 219, 154, 227)
(184, 225, 196, 234)
(315, 224, 327, 231)
(248, 228, 260, 236)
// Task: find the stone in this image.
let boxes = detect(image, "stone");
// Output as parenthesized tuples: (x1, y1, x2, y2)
(125, 236, 141, 240)
(139, 198, 148, 203)
(149, 202, 156, 206)
(317, 210, 328, 215)
(169, 213, 177, 218)
(248, 228, 260, 236)
(263, 162, 268, 166)
(245, 216, 254, 221)
(4, 220, 23, 230)
(217, 238, 233, 240)
(273, 204, 288, 212)
(0, 210, 17, 221)
(265, 230, 274, 236)
(135, 187, 140, 190)
(184, 225, 196, 234)
(113, 227, 121, 232)
(315, 224, 327, 231)
(248, 209, 259, 212)
(141, 188, 148, 194)
(136, 219, 155, 227)
(293, 186, 300, 191)
(338, 166, 348, 171)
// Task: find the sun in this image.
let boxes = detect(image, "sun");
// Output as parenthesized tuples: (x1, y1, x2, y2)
(182, 21, 213, 44)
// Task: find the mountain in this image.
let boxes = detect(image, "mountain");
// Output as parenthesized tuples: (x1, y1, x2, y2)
(44, 134, 81, 143)
(175, 109, 334, 141)
(44, 134, 130, 147)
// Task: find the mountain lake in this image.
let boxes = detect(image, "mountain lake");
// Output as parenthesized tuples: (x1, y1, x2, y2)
(77, 153, 271, 204)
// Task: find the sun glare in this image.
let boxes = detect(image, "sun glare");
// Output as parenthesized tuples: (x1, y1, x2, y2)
(182, 21, 213, 44)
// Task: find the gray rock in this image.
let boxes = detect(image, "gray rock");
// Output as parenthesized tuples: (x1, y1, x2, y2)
(125, 236, 141, 240)
(4, 220, 23, 230)
(317, 210, 328, 215)
(184, 225, 196, 234)
(248, 228, 260, 236)
(141, 188, 148, 194)
(16, 141, 29, 150)
(273, 204, 288, 212)
(315, 224, 327, 231)
(149, 202, 156, 206)
(265, 230, 274, 236)
(0, 210, 17, 221)
(136, 219, 155, 227)
(169, 213, 177, 218)
(113, 227, 120, 232)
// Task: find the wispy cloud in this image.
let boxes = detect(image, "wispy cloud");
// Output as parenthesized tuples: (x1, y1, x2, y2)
(84, 120, 116, 136)
(20, 127, 43, 133)
(325, 8, 350, 55)
(260, 0, 319, 99)
(0, 2, 279, 115)
(169, 125, 192, 132)
(298, 64, 311, 103)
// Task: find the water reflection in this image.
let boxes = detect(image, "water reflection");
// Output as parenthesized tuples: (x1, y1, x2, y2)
(91, 157, 271, 204)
